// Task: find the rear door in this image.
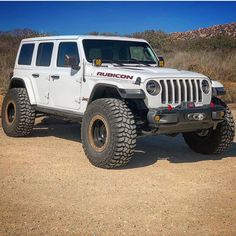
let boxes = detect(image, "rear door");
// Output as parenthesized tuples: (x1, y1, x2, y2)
(49, 41, 82, 110)
(31, 41, 54, 105)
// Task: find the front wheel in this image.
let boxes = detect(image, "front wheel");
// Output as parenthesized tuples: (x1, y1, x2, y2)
(81, 98, 137, 168)
(183, 97, 235, 154)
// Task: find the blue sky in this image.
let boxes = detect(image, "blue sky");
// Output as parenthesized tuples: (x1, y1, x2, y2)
(0, 2, 236, 35)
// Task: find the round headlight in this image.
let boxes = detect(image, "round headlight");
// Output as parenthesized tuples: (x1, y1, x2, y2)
(202, 79, 210, 94)
(146, 80, 160, 96)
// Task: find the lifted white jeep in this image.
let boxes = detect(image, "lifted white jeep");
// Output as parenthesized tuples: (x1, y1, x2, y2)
(1, 35, 235, 168)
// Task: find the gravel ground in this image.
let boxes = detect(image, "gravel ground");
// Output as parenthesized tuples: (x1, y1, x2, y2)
(0, 107, 235, 235)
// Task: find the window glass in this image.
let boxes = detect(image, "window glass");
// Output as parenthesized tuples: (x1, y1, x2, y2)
(18, 43, 35, 65)
(36, 43, 53, 66)
(130, 46, 154, 61)
(83, 39, 157, 64)
(57, 42, 79, 67)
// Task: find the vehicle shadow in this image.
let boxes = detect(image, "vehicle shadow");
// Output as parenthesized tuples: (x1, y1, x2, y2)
(30, 117, 236, 169)
(30, 117, 82, 142)
(125, 135, 236, 169)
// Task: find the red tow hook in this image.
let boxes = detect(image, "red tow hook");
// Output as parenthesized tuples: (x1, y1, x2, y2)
(210, 102, 215, 108)
(168, 105, 173, 111)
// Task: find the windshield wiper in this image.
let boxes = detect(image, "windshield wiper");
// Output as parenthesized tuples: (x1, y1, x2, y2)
(118, 59, 152, 67)
(100, 59, 124, 66)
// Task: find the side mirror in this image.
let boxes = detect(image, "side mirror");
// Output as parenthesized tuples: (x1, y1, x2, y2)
(71, 64, 81, 70)
(64, 54, 80, 70)
(157, 56, 165, 67)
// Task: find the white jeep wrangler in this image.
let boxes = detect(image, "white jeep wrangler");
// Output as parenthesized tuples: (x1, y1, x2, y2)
(1, 35, 235, 168)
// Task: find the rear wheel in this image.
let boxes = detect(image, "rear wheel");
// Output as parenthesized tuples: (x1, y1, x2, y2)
(81, 98, 137, 168)
(1, 88, 35, 137)
(183, 97, 235, 154)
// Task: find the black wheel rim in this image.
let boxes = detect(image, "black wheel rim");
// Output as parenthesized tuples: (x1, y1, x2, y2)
(6, 102, 16, 124)
(88, 114, 109, 152)
(92, 119, 107, 148)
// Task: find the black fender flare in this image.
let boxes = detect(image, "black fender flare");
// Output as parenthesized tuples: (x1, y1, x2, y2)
(9, 77, 26, 89)
(88, 83, 145, 104)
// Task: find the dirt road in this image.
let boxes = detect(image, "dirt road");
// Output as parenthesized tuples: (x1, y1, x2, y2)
(0, 111, 235, 235)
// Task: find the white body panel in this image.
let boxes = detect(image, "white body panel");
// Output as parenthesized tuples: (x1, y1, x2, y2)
(12, 35, 217, 115)
(48, 40, 82, 110)
(81, 65, 211, 111)
(30, 41, 52, 105)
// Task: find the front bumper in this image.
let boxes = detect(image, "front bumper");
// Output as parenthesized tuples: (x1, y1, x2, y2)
(147, 103, 225, 134)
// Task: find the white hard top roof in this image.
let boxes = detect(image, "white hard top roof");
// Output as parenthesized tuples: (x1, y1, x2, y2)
(22, 35, 147, 42)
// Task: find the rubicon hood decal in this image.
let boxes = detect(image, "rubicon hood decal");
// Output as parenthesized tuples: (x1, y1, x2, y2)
(90, 66, 208, 83)
(97, 72, 133, 80)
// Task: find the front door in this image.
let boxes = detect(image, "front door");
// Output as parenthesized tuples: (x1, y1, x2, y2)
(50, 41, 82, 110)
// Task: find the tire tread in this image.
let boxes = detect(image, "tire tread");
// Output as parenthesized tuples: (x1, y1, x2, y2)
(2, 88, 35, 137)
(82, 98, 137, 168)
(183, 97, 235, 154)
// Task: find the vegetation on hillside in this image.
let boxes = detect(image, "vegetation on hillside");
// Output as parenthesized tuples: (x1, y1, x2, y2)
(0, 30, 44, 93)
(0, 26, 236, 102)
(0, 35, 18, 92)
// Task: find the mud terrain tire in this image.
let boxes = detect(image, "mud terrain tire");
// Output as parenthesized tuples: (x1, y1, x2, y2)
(1, 88, 35, 137)
(183, 97, 235, 154)
(81, 98, 137, 168)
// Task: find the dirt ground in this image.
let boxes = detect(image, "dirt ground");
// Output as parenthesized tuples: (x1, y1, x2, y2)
(0, 99, 235, 235)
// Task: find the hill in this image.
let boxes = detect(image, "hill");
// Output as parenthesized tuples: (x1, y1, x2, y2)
(171, 22, 236, 40)
(0, 28, 40, 37)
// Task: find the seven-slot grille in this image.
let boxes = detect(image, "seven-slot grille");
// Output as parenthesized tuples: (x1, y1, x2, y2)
(159, 79, 203, 105)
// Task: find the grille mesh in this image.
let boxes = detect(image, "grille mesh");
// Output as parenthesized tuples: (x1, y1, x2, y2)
(160, 79, 203, 105)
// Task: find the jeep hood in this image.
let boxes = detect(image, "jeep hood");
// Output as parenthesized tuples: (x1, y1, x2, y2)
(89, 65, 208, 82)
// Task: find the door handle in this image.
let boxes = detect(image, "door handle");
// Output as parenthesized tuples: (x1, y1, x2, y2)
(51, 75, 60, 80)
(32, 73, 39, 78)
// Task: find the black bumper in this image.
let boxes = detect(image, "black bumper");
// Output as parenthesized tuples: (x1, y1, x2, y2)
(147, 104, 225, 134)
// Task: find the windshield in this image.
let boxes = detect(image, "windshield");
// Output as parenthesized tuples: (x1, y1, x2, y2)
(83, 39, 157, 65)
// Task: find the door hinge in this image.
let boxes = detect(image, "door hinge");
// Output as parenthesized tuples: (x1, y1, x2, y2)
(76, 78, 82, 83)
(45, 92, 49, 99)
(75, 96, 81, 103)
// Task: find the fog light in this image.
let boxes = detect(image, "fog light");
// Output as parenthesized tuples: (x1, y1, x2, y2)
(220, 111, 225, 118)
(154, 115, 161, 122)
(212, 111, 225, 120)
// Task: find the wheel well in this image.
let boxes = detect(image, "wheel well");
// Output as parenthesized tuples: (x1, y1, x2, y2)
(9, 78, 26, 89)
(89, 85, 121, 104)
(88, 85, 149, 131)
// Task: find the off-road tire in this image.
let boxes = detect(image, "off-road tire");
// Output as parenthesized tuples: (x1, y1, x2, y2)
(183, 97, 235, 154)
(81, 98, 137, 168)
(1, 88, 35, 137)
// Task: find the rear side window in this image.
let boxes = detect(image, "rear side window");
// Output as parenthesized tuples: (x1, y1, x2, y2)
(18, 43, 35, 65)
(57, 42, 79, 67)
(36, 42, 54, 67)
